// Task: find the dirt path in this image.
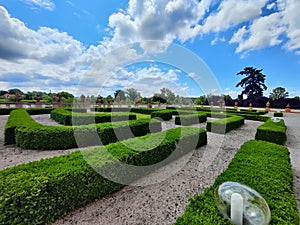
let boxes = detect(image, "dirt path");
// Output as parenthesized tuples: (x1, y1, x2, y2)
(284, 113, 300, 213)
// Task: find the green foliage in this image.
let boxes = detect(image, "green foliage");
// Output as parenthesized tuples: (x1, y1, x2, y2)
(0, 127, 207, 225)
(0, 108, 15, 115)
(92, 107, 130, 112)
(255, 118, 287, 145)
(206, 116, 244, 134)
(274, 111, 283, 117)
(175, 140, 299, 225)
(175, 112, 207, 125)
(151, 110, 173, 121)
(50, 108, 136, 125)
(5, 109, 161, 149)
(236, 67, 267, 98)
(269, 87, 289, 100)
(130, 107, 162, 114)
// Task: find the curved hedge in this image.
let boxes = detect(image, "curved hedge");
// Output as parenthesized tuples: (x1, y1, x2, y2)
(175, 140, 299, 224)
(50, 108, 136, 125)
(5, 109, 161, 149)
(255, 118, 287, 145)
(175, 112, 207, 125)
(0, 127, 207, 225)
(151, 110, 173, 121)
(206, 116, 244, 134)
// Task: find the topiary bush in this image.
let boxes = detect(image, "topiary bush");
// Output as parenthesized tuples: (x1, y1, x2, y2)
(255, 118, 287, 145)
(175, 140, 300, 225)
(206, 116, 244, 134)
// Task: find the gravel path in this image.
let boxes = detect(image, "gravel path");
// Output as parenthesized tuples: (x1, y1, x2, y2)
(284, 113, 300, 214)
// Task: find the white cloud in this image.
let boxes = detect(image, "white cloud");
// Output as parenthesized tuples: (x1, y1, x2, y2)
(200, 0, 268, 33)
(229, 0, 300, 54)
(230, 13, 285, 53)
(107, 0, 213, 47)
(20, 0, 55, 11)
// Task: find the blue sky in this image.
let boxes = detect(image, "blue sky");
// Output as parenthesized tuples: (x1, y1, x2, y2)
(0, 0, 299, 98)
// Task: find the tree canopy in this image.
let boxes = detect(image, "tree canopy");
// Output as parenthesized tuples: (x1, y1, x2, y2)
(269, 87, 289, 100)
(236, 67, 267, 98)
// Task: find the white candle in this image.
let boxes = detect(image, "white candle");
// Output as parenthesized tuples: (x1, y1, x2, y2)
(231, 193, 243, 225)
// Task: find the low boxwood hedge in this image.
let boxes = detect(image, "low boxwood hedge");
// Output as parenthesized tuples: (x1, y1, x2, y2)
(129, 107, 162, 114)
(50, 108, 136, 125)
(91, 107, 131, 112)
(175, 112, 207, 125)
(255, 118, 287, 145)
(5, 109, 161, 149)
(0, 127, 207, 225)
(0, 108, 53, 115)
(274, 111, 283, 117)
(175, 140, 300, 224)
(206, 116, 244, 134)
(151, 110, 173, 121)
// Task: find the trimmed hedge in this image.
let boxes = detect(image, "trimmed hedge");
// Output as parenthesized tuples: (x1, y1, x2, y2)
(5, 109, 161, 149)
(151, 110, 173, 121)
(0, 127, 207, 225)
(4, 110, 36, 145)
(129, 107, 162, 114)
(0, 108, 53, 115)
(274, 111, 283, 117)
(50, 108, 136, 125)
(0, 108, 15, 115)
(175, 112, 207, 125)
(175, 140, 300, 224)
(255, 118, 287, 145)
(233, 113, 269, 122)
(91, 107, 131, 112)
(206, 116, 244, 134)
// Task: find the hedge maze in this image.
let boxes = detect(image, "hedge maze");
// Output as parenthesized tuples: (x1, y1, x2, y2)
(2, 106, 298, 225)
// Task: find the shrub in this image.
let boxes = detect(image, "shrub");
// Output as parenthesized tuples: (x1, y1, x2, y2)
(274, 111, 283, 117)
(231, 113, 269, 122)
(175, 140, 300, 225)
(130, 107, 162, 114)
(50, 108, 136, 125)
(175, 112, 207, 125)
(151, 110, 173, 121)
(0, 108, 15, 115)
(26, 108, 53, 115)
(5, 109, 161, 149)
(91, 107, 131, 112)
(255, 118, 287, 145)
(4, 109, 35, 145)
(0, 127, 207, 225)
(206, 116, 244, 134)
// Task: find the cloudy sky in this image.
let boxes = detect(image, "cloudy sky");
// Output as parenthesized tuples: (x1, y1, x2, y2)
(0, 0, 299, 98)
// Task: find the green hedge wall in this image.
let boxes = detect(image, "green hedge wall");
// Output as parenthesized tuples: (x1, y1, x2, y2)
(4, 110, 37, 145)
(0, 108, 53, 115)
(255, 118, 287, 145)
(274, 111, 283, 117)
(50, 108, 136, 125)
(151, 110, 173, 121)
(175, 112, 207, 125)
(129, 107, 162, 114)
(0, 127, 207, 225)
(175, 140, 299, 224)
(206, 116, 244, 134)
(91, 107, 131, 112)
(5, 109, 161, 149)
